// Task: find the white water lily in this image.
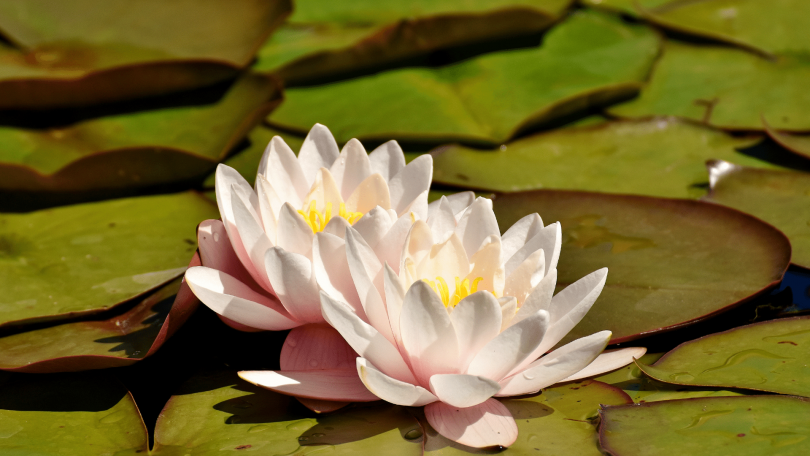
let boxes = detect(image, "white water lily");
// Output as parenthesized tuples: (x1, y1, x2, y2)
(240, 196, 645, 447)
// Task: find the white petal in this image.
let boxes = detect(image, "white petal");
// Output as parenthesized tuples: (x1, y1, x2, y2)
(400, 189, 429, 221)
(357, 358, 437, 406)
(300, 168, 344, 213)
(369, 140, 406, 182)
(466, 236, 504, 298)
(454, 197, 500, 259)
(450, 291, 502, 371)
(429, 374, 501, 408)
(467, 310, 549, 382)
(500, 213, 544, 264)
(388, 154, 432, 216)
(426, 196, 458, 242)
(265, 247, 322, 323)
(351, 206, 394, 250)
(297, 123, 340, 186)
(345, 173, 392, 213)
(231, 189, 275, 292)
(374, 212, 415, 272)
(428, 191, 475, 221)
(504, 249, 545, 309)
(415, 233, 470, 289)
(254, 175, 280, 244)
(400, 220, 434, 278)
(383, 263, 406, 347)
(505, 222, 560, 278)
(322, 215, 352, 239)
(312, 233, 363, 314)
(214, 165, 257, 277)
(276, 203, 314, 257)
(345, 227, 394, 344)
(512, 269, 557, 326)
(499, 297, 517, 331)
(425, 399, 517, 449)
(279, 324, 357, 370)
(561, 347, 647, 382)
(239, 368, 377, 401)
(256, 136, 307, 207)
(330, 138, 372, 200)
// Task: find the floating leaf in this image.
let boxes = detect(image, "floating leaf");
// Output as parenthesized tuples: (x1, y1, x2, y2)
(600, 396, 810, 456)
(432, 118, 787, 198)
(0, 372, 148, 455)
(766, 124, 810, 160)
(423, 380, 631, 455)
(151, 370, 423, 455)
(492, 190, 791, 343)
(704, 163, 810, 270)
(0, 192, 217, 328)
(580, 0, 668, 15)
(268, 10, 660, 146)
(609, 41, 810, 131)
(0, 73, 280, 193)
(638, 316, 810, 397)
(256, 0, 572, 84)
(0, 0, 290, 109)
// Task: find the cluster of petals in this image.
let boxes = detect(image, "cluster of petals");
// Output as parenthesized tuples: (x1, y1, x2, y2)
(240, 194, 646, 448)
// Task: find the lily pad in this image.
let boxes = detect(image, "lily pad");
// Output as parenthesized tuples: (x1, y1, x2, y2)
(0, 73, 280, 193)
(766, 124, 810, 160)
(0, 0, 290, 109)
(151, 370, 423, 455)
(0, 192, 217, 328)
(580, 0, 669, 15)
(492, 190, 791, 343)
(267, 10, 660, 146)
(256, 0, 572, 84)
(609, 41, 810, 131)
(600, 395, 810, 456)
(423, 380, 631, 455)
(0, 372, 148, 455)
(432, 118, 787, 198)
(703, 163, 810, 270)
(0, 253, 200, 373)
(637, 316, 810, 397)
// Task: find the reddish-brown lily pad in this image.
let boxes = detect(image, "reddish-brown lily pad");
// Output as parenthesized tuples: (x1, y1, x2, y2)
(0, 0, 290, 109)
(493, 190, 791, 344)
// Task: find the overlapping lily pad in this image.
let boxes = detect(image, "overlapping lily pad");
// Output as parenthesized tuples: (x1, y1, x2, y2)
(0, 0, 290, 109)
(0, 192, 217, 328)
(0, 372, 148, 455)
(766, 125, 810, 160)
(255, 0, 572, 84)
(703, 163, 810, 270)
(492, 190, 791, 343)
(600, 396, 810, 456)
(151, 370, 423, 455)
(580, 0, 668, 15)
(609, 41, 810, 131)
(268, 10, 660, 145)
(638, 316, 810, 397)
(423, 380, 631, 455)
(0, 73, 280, 193)
(432, 118, 789, 198)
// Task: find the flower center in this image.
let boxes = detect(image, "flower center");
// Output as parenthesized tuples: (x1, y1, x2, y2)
(423, 276, 483, 308)
(298, 201, 363, 233)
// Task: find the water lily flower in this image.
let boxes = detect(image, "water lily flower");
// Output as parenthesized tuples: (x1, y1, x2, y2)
(240, 197, 645, 447)
(183, 124, 433, 409)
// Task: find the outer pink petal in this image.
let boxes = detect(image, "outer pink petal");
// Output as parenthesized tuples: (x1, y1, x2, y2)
(429, 374, 501, 408)
(425, 399, 517, 449)
(197, 219, 257, 291)
(279, 323, 356, 371)
(561, 347, 647, 382)
(239, 369, 378, 402)
(356, 358, 437, 406)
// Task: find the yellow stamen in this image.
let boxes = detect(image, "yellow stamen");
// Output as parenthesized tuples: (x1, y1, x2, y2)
(297, 201, 363, 233)
(423, 276, 484, 308)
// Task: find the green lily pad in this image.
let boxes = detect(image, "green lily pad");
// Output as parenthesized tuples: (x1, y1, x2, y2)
(0, 254, 200, 373)
(492, 190, 791, 344)
(638, 316, 810, 397)
(151, 370, 423, 455)
(766, 124, 810, 160)
(423, 380, 631, 454)
(596, 353, 747, 403)
(580, 0, 668, 15)
(0, 372, 148, 455)
(267, 10, 660, 146)
(0, 0, 290, 109)
(0, 72, 280, 193)
(600, 395, 810, 456)
(256, 0, 572, 84)
(432, 118, 787, 198)
(609, 41, 810, 131)
(0, 192, 217, 328)
(703, 164, 810, 270)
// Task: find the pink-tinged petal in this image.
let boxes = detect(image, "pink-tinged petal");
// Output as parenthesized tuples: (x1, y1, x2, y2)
(497, 331, 611, 396)
(503, 249, 545, 307)
(467, 310, 549, 382)
(218, 315, 263, 332)
(504, 222, 560, 278)
(344, 228, 393, 343)
(239, 368, 378, 402)
(276, 203, 314, 257)
(265, 247, 323, 323)
(400, 281, 459, 386)
(416, 233, 470, 288)
(450, 291, 502, 371)
(280, 323, 356, 371)
(383, 264, 406, 347)
(388, 154, 433, 216)
(231, 190, 275, 293)
(301, 168, 344, 212)
(400, 220, 434, 279)
(313, 233, 363, 314)
(357, 358, 437, 406)
(330, 138, 372, 200)
(352, 206, 394, 250)
(375, 212, 413, 274)
(197, 219, 257, 291)
(321, 293, 416, 383)
(185, 266, 299, 330)
(425, 399, 517, 449)
(369, 140, 406, 182)
(561, 347, 647, 383)
(256, 136, 307, 207)
(346, 173, 392, 214)
(498, 297, 517, 331)
(427, 196, 458, 242)
(511, 269, 557, 326)
(500, 213, 544, 264)
(466, 236, 504, 298)
(254, 176, 280, 244)
(214, 166, 259, 278)
(428, 191, 475, 221)
(429, 374, 501, 408)
(454, 197, 500, 259)
(297, 123, 340, 186)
